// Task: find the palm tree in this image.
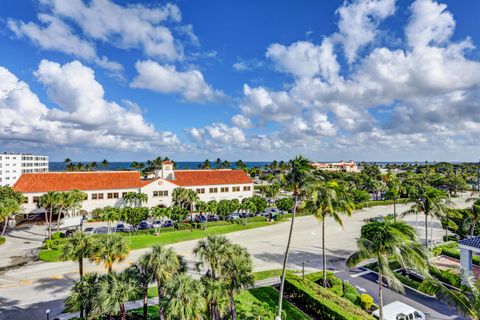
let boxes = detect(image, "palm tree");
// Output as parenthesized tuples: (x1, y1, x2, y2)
(129, 255, 154, 320)
(148, 244, 181, 320)
(89, 234, 129, 272)
(101, 159, 109, 170)
(162, 273, 205, 320)
(64, 273, 99, 319)
(0, 198, 20, 237)
(223, 244, 254, 320)
(201, 276, 228, 320)
(277, 155, 313, 319)
(62, 231, 92, 279)
(39, 191, 57, 239)
(426, 271, 480, 320)
(302, 180, 354, 288)
(99, 206, 119, 234)
(215, 158, 222, 169)
(95, 271, 140, 320)
(194, 235, 232, 318)
(346, 217, 429, 320)
(123, 192, 148, 208)
(54, 192, 68, 231)
(201, 159, 211, 169)
(465, 199, 480, 237)
(61, 231, 92, 318)
(194, 235, 232, 280)
(403, 186, 452, 248)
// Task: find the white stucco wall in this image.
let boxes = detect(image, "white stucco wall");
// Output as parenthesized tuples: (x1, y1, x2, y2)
(19, 181, 255, 214)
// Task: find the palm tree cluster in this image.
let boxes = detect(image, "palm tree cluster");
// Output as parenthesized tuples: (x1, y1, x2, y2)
(65, 234, 253, 320)
(193, 235, 254, 320)
(39, 189, 87, 238)
(63, 231, 130, 319)
(140, 156, 174, 176)
(0, 186, 24, 236)
(64, 158, 109, 171)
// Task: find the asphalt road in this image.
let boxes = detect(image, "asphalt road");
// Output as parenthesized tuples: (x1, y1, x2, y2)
(0, 196, 471, 320)
(335, 269, 460, 320)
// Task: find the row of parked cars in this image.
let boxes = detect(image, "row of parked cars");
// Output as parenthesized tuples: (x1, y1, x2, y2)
(75, 207, 289, 235)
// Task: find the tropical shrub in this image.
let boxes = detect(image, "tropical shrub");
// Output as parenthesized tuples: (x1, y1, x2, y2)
(343, 281, 361, 305)
(275, 197, 294, 212)
(0, 236, 5, 246)
(52, 231, 64, 240)
(284, 275, 375, 320)
(360, 294, 373, 310)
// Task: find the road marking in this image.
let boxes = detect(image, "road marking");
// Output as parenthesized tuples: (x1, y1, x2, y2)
(355, 285, 366, 292)
(310, 231, 317, 236)
(351, 270, 372, 278)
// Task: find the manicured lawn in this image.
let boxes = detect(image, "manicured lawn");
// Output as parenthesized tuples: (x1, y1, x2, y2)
(135, 287, 310, 320)
(38, 220, 277, 262)
(253, 269, 299, 281)
(126, 220, 273, 250)
(236, 286, 311, 320)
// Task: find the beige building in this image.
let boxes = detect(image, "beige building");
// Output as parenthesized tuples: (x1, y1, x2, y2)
(311, 160, 359, 172)
(13, 161, 254, 215)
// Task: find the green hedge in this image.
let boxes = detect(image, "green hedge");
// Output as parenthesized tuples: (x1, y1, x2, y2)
(428, 267, 463, 289)
(305, 271, 344, 297)
(441, 247, 480, 266)
(284, 274, 375, 320)
(354, 198, 408, 210)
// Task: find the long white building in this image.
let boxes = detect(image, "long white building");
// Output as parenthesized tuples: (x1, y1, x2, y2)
(13, 161, 254, 215)
(0, 152, 49, 186)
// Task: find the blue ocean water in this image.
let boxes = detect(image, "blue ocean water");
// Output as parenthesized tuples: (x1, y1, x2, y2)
(49, 161, 271, 171)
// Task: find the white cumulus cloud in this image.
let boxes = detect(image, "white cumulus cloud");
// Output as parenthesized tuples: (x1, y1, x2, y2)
(130, 60, 223, 103)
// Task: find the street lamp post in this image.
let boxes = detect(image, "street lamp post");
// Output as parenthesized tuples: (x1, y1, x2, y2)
(46, 309, 50, 320)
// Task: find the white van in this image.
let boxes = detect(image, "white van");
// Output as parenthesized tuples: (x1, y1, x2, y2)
(372, 301, 425, 320)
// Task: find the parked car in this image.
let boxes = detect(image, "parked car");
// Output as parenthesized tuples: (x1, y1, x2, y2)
(64, 229, 75, 237)
(152, 220, 162, 228)
(83, 227, 95, 235)
(195, 215, 207, 222)
(372, 301, 425, 320)
(162, 220, 174, 227)
(205, 215, 217, 221)
(227, 213, 241, 221)
(115, 223, 127, 233)
(138, 221, 151, 230)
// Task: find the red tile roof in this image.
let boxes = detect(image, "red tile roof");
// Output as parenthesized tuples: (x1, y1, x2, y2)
(171, 170, 253, 186)
(13, 171, 143, 193)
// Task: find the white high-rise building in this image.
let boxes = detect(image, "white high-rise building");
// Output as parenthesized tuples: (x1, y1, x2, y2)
(0, 153, 49, 186)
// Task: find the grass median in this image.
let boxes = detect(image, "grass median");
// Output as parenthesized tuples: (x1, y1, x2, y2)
(38, 218, 278, 262)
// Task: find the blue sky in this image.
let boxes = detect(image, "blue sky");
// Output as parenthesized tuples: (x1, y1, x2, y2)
(1, 0, 480, 162)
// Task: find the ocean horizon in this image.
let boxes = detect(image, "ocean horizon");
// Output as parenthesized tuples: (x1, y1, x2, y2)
(48, 160, 468, 172)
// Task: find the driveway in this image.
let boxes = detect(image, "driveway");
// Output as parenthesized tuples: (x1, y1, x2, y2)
(335, 268, 460, 320)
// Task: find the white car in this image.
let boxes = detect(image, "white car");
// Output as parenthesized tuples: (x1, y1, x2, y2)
(372, 301, 425, 320)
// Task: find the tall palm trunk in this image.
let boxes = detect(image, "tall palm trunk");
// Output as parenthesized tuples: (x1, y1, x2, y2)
(424, 214, 428, 249)
(143, 287, 148, 320)
(158, 286, 165, 320)
(230, 292, 237, 320)
(1, 218, 8, 237)
(322, 218, 327, 288)
(277, 194, 298, 319)
(79, 258, 84, 319)
(120, 303, 126, 320)
(430, 215, 434, 246)
(471, 220, 477, 237)
(48, 207, 53, 239)
(378, 267, 384, 320)
(56, 206, 64, 231)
